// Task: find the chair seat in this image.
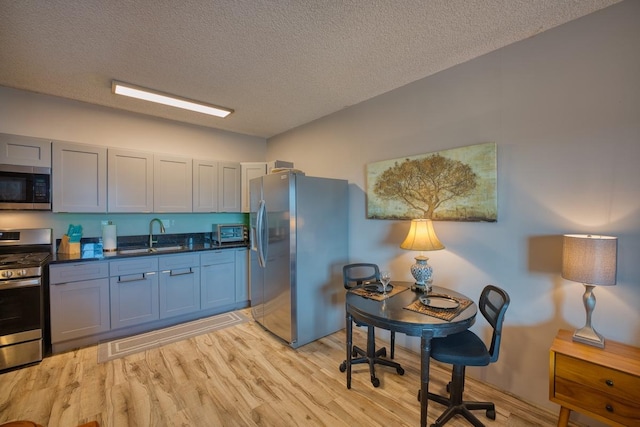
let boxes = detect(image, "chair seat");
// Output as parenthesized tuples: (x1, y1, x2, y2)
(431, 330, 491, 367)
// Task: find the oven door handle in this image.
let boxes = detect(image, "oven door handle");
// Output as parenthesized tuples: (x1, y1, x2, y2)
(0, 278, 40, 290)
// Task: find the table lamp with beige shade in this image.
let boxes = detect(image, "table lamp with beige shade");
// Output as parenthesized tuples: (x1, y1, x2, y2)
(562, 234, 618, 348)
(400, 219, 444, 292)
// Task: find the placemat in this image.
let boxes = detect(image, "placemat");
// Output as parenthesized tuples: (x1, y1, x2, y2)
(404, 293, 472, 321)
(349, 283, 408, 301)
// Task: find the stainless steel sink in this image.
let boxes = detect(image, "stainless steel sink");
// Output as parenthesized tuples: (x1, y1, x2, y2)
(152, 245, 184, 252)
(117, 245, 185, 255)
(117, 247, 150, 255)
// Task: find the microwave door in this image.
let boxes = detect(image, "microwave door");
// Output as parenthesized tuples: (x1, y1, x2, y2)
(0, 166, 51, 210)
(0, 176, 27, 201)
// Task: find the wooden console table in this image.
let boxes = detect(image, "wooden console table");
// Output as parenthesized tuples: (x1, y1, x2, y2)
(549, 329, 640, 426)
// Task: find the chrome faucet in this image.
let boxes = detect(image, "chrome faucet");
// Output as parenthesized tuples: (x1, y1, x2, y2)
(149, 218, 166, 249)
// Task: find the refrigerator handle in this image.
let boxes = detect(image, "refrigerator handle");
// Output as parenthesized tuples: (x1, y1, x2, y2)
(256, 199, 267, 267)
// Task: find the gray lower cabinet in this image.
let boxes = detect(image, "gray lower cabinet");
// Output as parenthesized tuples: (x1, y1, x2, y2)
(48, 247, 248, 353)
(49, 262, 110, 343)
(109, 257, 159, 329)
(200, 250, 236, 309)
(159, 253, 200, 318)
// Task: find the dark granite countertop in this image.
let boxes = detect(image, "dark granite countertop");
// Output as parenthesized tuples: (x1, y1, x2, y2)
(51, 232, 249, 264)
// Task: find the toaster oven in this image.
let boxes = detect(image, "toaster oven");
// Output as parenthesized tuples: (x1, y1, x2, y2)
(212, 224, 247, 244)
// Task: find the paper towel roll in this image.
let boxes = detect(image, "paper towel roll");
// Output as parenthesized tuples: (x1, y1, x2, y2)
(102, 224, 117, 251)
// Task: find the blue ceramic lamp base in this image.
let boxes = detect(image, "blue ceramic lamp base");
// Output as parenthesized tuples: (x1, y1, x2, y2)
(410, 255, 433, 293)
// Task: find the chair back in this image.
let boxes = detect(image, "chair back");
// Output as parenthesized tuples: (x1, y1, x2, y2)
(343, 263, 380, 290)
(478, 285, 510, 363)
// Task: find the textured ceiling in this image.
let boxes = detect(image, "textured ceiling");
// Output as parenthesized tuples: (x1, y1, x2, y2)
(0, 0, 620, 138)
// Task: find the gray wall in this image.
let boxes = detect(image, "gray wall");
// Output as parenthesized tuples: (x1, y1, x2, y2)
(267, 1, 639, 423)
(0, 87, 266, 238)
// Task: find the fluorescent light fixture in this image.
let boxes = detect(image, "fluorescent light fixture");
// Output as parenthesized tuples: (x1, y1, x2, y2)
(112, 81, 233, 118)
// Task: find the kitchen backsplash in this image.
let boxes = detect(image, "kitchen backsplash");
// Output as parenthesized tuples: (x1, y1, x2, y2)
(0, 211, 248, 239)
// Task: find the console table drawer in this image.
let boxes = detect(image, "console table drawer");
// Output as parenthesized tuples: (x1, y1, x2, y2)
(555, 353, 639, 402)
(555, 376, 640, 426)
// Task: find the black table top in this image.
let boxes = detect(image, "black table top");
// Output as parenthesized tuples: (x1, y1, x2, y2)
(346, 282, 477, 338)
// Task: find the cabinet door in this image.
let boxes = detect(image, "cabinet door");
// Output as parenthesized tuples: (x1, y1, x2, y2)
(154, 154, 192, 212)
(52, 141, 107, 212)
(49, 276, 110, 343)
(200, 250, 236, 309)
(158, 254, 200, 318)
(110, 271, 159, 329)
(0, 133, 51, 167)
(218, 161, 241, 212)
(107, 148, 153, 212)
(193, 159, 218, 212)
(240, 162, 266, 212)
(109, 257, 159, 329)
(159, 267, 200, 318)
(235, 247, 249, 302)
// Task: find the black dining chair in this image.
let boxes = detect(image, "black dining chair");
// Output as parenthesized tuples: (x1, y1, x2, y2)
(424, 284, 510, 427)
(338, 263, 404, 387)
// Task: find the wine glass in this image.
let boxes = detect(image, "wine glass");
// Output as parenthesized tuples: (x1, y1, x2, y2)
(380, 271, 391, 297)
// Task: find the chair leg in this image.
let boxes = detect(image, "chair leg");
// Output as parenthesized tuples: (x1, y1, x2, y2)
(390, 331, 395, 359)
(339, 326, 404, 388)
(427, 365, 495, 427)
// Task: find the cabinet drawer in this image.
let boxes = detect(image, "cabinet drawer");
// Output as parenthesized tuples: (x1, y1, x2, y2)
(110, 257, 158, 276)
(555, 377, 640, 426)
(49, 262, 109, 284)
(200, 250, 234, 266)
(556, 354, 639, 403)
(159, 253, 199, 270)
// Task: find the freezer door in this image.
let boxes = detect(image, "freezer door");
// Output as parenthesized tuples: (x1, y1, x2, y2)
(261, 172, 294, 344)
(249, 177, 264, 323)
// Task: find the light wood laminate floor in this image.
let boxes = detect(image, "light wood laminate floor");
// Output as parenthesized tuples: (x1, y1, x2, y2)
(1, 310, 564, 427)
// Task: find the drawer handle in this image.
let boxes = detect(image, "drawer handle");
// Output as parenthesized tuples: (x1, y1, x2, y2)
(605, 404, 614, 413)
(118, 276, 145, 283)
(605, 379, 614, 387)
(170, 269, 194, 277)
(118, 272, 153, 283)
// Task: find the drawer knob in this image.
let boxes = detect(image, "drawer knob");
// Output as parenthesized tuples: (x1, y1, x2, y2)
(605, 379, 614, 387)
(605, 404, 614, 413)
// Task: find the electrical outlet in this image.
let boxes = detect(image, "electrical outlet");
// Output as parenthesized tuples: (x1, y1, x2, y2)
(162, 219, 170, 229)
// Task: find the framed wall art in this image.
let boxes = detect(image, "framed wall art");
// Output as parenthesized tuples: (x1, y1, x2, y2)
(366, 142, 497, 221)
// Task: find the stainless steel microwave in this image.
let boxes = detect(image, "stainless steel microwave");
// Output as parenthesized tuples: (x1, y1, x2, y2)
(0, 164, 51, 210)
(212, 224, 247, 244)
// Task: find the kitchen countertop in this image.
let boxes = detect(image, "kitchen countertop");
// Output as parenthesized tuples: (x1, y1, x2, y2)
(51, 232, 249, 264)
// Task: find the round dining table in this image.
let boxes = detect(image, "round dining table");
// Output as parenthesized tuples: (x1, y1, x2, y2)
(345, 282, 477, 427)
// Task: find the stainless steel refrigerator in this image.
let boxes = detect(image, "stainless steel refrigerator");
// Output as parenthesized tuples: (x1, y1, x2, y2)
(250, 171, 348, 348)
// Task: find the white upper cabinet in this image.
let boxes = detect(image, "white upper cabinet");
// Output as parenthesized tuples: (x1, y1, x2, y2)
(193, 159, 218, 212)
(218, 161, 241, 212)
(154, 154, 192, 212)
(240, 162, 267, 213)
(108, 148, 154, 213)
(52, 141, 107, 212)
(0, 133, 51, 167)
(46, 138, 245, 213)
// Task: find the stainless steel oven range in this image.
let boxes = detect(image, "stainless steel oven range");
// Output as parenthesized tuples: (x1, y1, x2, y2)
(0, 228, 52, 372)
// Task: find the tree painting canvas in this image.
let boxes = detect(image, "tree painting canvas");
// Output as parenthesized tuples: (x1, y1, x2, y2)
(367, 142, 497, 221)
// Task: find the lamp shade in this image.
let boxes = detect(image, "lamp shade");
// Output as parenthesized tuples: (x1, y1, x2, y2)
(400, 219, 445, 251)
(562, 234, 617, 286)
